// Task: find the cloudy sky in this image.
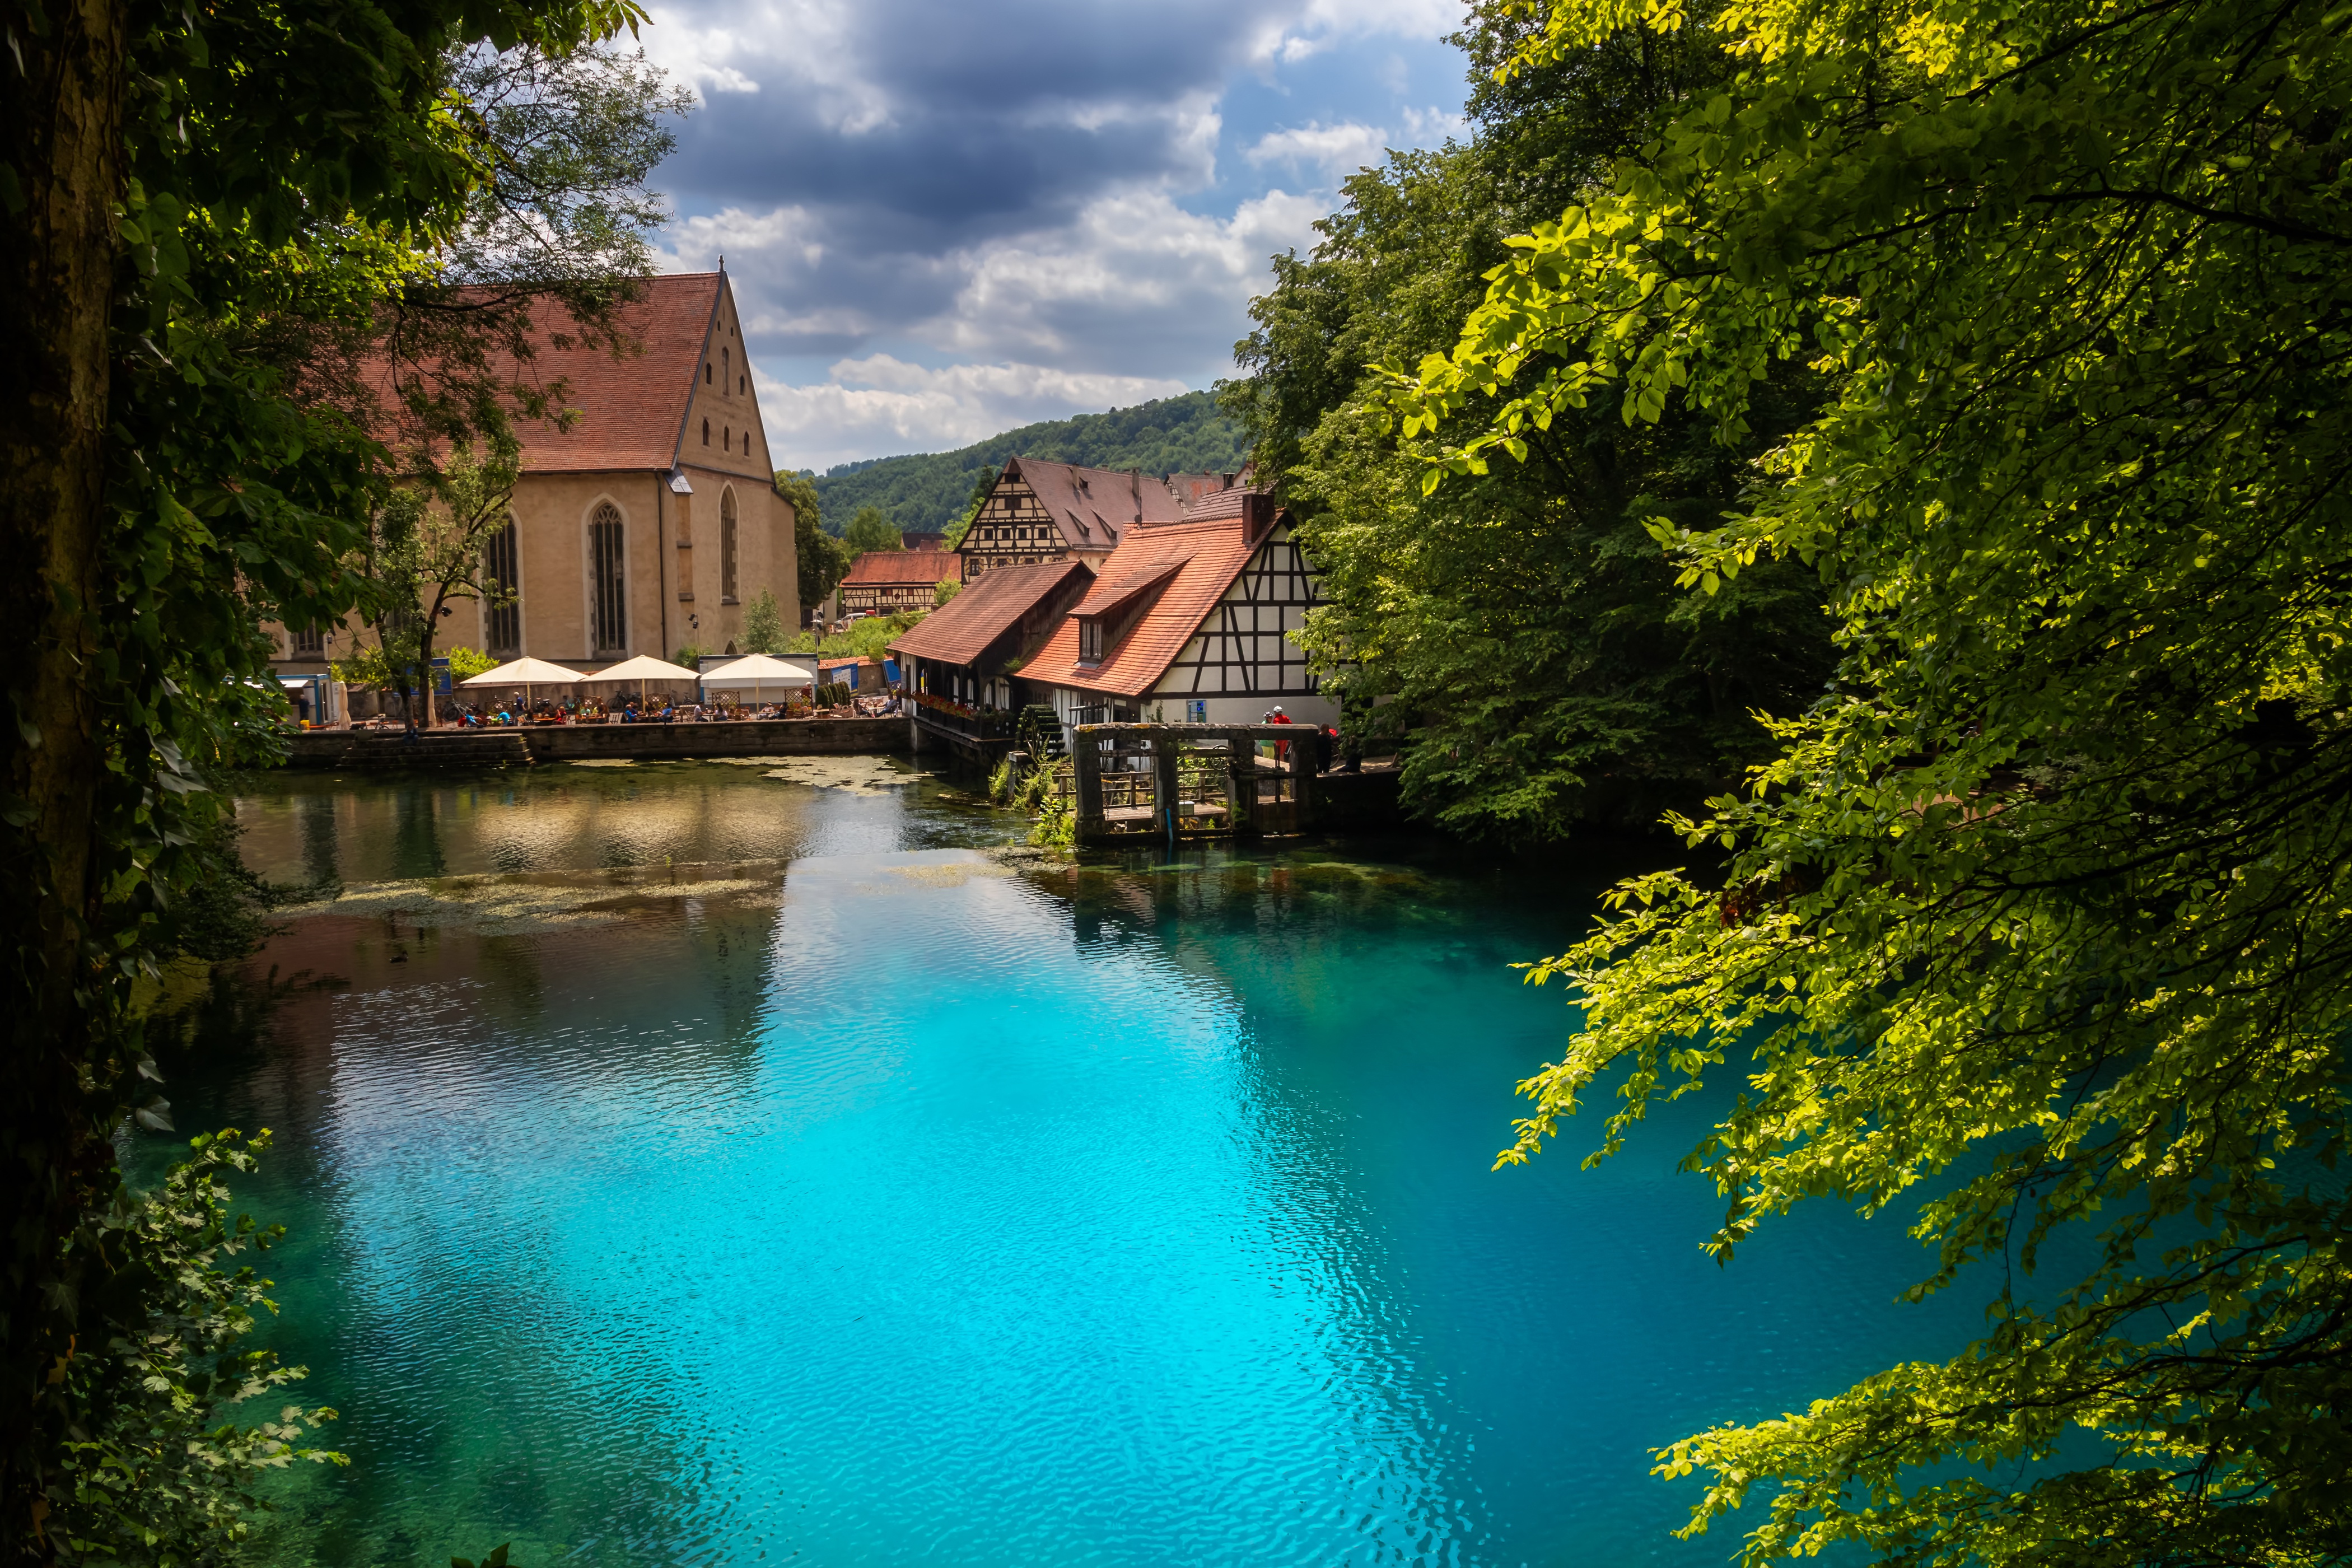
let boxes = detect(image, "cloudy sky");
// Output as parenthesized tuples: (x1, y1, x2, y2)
(636, 0, 1473, 471)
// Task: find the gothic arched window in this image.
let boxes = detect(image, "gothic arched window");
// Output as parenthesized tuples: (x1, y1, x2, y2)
(702, 419, 710, 446)
(721, 487, 739, 602)
(484, 517, 520, 653)
(588, 502, 627, 656)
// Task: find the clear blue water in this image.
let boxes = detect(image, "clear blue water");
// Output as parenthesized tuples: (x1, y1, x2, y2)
(133, 764, 1980, 1567)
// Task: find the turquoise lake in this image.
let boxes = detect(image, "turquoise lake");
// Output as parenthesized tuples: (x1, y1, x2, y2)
(130, 759, 1978, 1567)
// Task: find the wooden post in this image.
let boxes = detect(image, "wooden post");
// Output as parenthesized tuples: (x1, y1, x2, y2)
(1225, 729, 1257, 838)
(1073, 725, 1104, 841)
(1153, 731, 1180, 831)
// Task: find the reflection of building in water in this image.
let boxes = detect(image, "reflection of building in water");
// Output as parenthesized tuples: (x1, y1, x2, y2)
(264, 273, 800, 694)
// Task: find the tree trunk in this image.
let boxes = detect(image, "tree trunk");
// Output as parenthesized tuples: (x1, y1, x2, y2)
(414, 608, 440, 731)
(0, 0, 129, 1556)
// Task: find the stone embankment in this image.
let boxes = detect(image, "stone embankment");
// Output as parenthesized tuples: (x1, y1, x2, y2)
(286, 717, 911, 770)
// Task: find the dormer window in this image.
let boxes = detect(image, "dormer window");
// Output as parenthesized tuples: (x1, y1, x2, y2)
(1070, 556, 1187, 670)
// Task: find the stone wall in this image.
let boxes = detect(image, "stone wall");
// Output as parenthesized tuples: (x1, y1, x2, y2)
(285, 716, 908, 769)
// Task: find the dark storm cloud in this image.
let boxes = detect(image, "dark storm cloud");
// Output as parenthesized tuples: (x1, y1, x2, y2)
(654, 0, 1270, 245)
(637, 0, 1462, 465)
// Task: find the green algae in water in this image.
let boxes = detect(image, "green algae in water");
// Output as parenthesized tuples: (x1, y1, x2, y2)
(137, 773, 1977, 1567)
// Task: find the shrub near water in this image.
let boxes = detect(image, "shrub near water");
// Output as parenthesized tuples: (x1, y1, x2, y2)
(44, 1132, 341, 1565)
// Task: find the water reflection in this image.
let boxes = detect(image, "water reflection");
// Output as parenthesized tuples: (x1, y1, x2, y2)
(234, 760, 1003, 887)
(138, 792, 1980, 1568)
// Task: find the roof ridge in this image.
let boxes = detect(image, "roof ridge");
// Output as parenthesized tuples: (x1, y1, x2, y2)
(666, 274, 726, 473)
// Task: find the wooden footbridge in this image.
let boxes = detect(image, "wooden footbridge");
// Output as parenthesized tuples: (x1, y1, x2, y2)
(1066, 724, 1317, 845)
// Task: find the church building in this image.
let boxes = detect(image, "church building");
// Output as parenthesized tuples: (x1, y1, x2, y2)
(269, 272, 799, 692)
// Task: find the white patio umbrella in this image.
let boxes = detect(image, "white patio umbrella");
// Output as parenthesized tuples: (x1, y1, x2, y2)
(460, 655, 581, 715)
(582, 653, 702, 710)
(699, 652, 816, 708)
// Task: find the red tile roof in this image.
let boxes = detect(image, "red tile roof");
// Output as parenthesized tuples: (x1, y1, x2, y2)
(889, 558, 1093, 667)
(1007, 456, 1188, 552)
(1024, 514, 1266, 698)
(1071, 554, 1189, 618)
(521, 274, 719, 472)
(1168, 472, 1246, 507)
(1176, 486, 1259, 522)
(843, 549, 965, 587)
(367, 274, 741, 474)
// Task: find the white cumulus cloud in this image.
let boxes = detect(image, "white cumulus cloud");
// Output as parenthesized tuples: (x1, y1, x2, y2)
(1245, 120, 1390, 181)
(759, 357, 1192, 471)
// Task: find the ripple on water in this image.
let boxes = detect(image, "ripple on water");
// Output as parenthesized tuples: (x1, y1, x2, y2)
(137, 822, 1981, 1568)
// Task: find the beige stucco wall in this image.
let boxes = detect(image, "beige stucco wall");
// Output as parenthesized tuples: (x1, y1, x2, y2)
(449, 466, 795, 665)
(668, 465, 796, 657)
(267, 273, 799, 675)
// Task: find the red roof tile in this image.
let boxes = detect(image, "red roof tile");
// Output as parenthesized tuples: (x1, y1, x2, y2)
(366, 274, 744, 475)
(1167, 472, 1246, 506)
(1006, 456, 1188, 552)
(1176, 486, 1258, 522)
(1024, 513, 1266, 699)
(889, 558, 1093, 667)
(843, 549, 966, 587)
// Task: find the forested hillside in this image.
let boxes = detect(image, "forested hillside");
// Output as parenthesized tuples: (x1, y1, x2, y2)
(803, 391, 1248, 535)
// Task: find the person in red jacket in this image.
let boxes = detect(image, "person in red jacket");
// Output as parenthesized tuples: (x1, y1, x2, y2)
(1264, 704, 1292, 764)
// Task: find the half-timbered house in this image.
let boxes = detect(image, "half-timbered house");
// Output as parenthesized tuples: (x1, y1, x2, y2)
(1021, 488, 1332, 730)
(890, 558, 1097, 755)
(839, 548, 963, 617)
(958, 457, 1239, 581)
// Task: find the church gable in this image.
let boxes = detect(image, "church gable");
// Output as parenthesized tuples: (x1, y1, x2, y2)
(678, 277, 773, 481)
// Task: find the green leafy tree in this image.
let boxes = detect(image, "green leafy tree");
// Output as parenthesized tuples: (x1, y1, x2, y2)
(777, 469, 850, 618)
(444, 646, 498, 681)
(933, 577, 962, 608)
(790, 609, 922, 661)
(1226, 4, 1831, 838)
(351, 438, 521, 732)
(843, 504, 901, 557)
(941, 464, 997, 549)
(1393, 0, 2352, 1561)
(738, 588, 785, 656)
(774, 469, 819, 529)
(0, 0, 652, 1549)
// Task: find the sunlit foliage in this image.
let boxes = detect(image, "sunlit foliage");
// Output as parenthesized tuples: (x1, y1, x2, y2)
(1391, 0, 2352, 1559)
